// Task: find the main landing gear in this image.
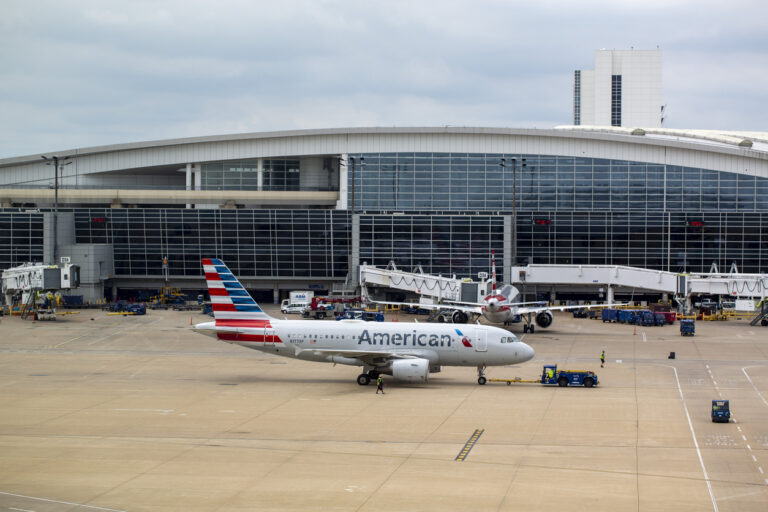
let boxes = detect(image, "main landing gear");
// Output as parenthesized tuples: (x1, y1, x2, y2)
(522, 313, 536, 334)
(357, 369, 380, 385)
(477, 365, 487, 385)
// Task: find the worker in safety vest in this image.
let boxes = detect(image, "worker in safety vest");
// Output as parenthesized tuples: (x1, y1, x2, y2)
(546, 368, 554, 380)
(600, 350, 605, 368)
(376, 375, 385, 394)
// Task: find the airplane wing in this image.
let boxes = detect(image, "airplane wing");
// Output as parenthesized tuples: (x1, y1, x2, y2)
(293, 347, 424, 365)
(516, 303, 625, 315)
(370, 300, 482, 315)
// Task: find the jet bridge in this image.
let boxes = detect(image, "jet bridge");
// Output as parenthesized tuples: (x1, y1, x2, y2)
(359, 262, 489, 303)
(511, 264, 768, 305)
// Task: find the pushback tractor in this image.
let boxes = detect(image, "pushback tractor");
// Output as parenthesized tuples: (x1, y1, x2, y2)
(489, 365, 598, 387)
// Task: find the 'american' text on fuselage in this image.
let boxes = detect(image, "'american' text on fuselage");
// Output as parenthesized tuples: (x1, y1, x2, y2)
(358, 329, 454, 347)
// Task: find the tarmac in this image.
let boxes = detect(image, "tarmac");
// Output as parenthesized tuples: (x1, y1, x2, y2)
(1, 306, 767, 511)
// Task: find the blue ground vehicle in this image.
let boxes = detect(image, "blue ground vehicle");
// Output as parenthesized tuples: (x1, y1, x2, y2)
(680, 319, 695, 336)
(109, 302, 146, 315)
(489, 365, 599, 388)
(653, 313, 667, 326)
(540, 365, 598, 387)
(636, 310, 655, 326)
(712, 399, 730, 423)
(336, 309, 383, 321)
(602, 309, 618, 322)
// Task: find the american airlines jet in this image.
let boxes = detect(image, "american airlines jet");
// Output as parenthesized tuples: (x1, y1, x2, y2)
(193, 258, 535, 385)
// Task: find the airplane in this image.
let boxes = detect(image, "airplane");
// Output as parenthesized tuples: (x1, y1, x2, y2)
(192, 258, 535, 386)
(369, 252, 618, 333)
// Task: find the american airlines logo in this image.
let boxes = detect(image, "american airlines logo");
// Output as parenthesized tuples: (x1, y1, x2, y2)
(358, 328, 473, 348)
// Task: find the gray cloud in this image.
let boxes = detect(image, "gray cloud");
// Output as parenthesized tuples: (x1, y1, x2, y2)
(1, 0, 767, 158)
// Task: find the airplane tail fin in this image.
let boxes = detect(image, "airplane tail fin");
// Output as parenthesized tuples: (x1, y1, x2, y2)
(202, 258, 274, 323)
(491, 250, 497, 292)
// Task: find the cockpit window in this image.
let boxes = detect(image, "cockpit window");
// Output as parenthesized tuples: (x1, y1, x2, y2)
(500, 336, 519, 343)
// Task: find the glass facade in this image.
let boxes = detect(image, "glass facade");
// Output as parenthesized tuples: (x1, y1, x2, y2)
(517, 211, 768, 273)
(6, 148, 766, 287)
(349, 152, 768, 275)
(359, 214, 504, 281)
(74, 209, 350, 278)
(201, 159, 300, 191)
(351, 154, 768, 213)
(0, 212, 44, 268)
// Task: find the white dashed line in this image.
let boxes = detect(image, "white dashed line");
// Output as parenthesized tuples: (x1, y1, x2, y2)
(669, 366, 719, 512)
(753, 455, 758, 462)
(742, 367, 768, 408)
(747, 445, 752, 450)
(0, 492, 128, 512)
(742, 435, 748, 441)
(760, 467, 764, 474)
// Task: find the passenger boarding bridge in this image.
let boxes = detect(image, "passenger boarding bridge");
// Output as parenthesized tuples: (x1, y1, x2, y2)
(511, 264, 767, 308)
(360, 261, 767, 311)
(359, 262, 491, 304)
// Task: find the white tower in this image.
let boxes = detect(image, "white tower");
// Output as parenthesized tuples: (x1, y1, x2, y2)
(574, 49, 662, 127)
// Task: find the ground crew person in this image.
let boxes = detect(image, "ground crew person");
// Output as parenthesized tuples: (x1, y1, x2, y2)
(600, 350, 605, 368)
(376, 375, 385, 394)
(546, 367, 554, 380)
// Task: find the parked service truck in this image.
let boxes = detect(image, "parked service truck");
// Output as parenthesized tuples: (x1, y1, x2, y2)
(281, 291, 314, 314)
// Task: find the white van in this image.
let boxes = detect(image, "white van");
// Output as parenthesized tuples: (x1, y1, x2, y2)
(280, 290, 314, 314)
(280, 301, 307, 314)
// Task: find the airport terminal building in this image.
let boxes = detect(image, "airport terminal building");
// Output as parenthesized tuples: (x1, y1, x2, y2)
(1, 126, 767, 302)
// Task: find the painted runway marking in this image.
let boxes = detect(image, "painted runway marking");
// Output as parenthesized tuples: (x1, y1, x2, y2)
(110, 408, 174, 414)
(9, 507, 37, 512)
(49, 333, 88, 349)
(0, 491, 128, 512)
(455, 429, 484, 462)
(671, 366, 719, 512)
(753, 455, 758, 462)
(742, 367, 768, 408)
(760, 467, 764, 474)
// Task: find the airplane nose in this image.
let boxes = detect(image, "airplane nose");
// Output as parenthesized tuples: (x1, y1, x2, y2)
(521, 342, 535, 362)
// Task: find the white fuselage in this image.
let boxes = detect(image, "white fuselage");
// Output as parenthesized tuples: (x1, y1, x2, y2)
(194, 318, 534, 368)
(481, 296, 516, 324)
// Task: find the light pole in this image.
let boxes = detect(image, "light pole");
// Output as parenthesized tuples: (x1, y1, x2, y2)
(42, 155, 71, 263)
(349, 156, 355, 212)
(501, 157, 526, 265)
(348, 156, 364, 212)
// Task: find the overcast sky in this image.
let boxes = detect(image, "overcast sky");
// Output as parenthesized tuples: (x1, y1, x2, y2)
(1, 0, 766, 158)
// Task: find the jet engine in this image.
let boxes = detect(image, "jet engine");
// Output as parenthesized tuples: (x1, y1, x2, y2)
(391, 358, 430, 383)
(535, 311, 554, 328)
(452, 311, 469, 324)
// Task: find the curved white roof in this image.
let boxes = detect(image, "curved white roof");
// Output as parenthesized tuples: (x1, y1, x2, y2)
(1, 127, 767, 180)
(557, 125, 768, 151)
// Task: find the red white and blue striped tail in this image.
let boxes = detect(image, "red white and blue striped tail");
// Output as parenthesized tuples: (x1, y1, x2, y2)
(202, 258, 273, 322)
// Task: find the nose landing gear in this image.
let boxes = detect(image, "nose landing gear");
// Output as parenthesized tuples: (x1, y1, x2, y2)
(477, 364, 487, 385)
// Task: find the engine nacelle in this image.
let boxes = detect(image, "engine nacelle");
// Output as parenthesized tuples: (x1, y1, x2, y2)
(535, 311, 554, 328)
(392, 358, 430, 383)
(452, 311, 469, 324)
